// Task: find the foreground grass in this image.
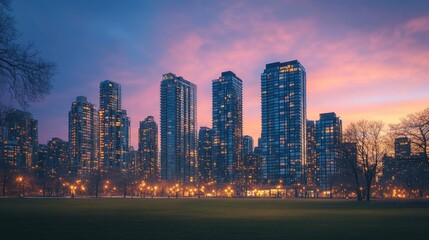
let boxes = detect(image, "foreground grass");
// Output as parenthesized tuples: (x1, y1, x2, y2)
(1, 198, 429, 240)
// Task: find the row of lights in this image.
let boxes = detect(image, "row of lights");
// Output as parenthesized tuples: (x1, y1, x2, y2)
(13, 176, 428, 198)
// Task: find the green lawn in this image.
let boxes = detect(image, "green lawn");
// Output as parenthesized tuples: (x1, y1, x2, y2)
(1, 198, 428, 240)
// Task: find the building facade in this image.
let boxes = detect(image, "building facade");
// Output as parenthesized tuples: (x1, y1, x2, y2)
(160, 73, 197, 184)
(212, 71, 243, 185)
(198, 127, 213, 184)
(138, 116, 158, 182)
(243, 153, 263, 187)
(315, 112, 342, 190)
(48, 137, 70, 179)
(306, 120, 317, 186)
(261, 60, 307, 185)
(68, 96, 99, 176)
(394, 137, 411, 160)
(99, 80, 130, 170)
(243, 135, 254, 157)
(2, 109, 38, 170)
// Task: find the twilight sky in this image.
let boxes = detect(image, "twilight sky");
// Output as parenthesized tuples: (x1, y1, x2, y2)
(11, 0, 429, 148)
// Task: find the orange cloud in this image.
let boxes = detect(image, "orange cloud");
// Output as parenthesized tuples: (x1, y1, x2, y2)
(95, 6, 429, 147)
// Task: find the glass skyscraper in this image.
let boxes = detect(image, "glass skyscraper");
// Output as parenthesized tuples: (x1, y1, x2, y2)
(99, 80, 130, 169)
(316, 112, 342, 190)
(197, 127, 213, 184)
(119, 110, 130, 169)
(212, 71, 243, 184)
(261, 60, 307, 185)
(68, 96, 99, 176)
(160, 73, 197, 184)
(138, 116, 158, 183)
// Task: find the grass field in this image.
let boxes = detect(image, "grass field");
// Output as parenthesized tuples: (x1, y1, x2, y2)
(1, 198, 429, 240)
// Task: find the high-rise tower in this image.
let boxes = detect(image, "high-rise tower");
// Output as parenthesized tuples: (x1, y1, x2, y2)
(261, 60, 307, 185)
(160, 73, 197, 184)
(212, 71, 243, 184)
(68, 96, 98, 176)
(99, 80, 130, 169)
(315, 112, 342, 190)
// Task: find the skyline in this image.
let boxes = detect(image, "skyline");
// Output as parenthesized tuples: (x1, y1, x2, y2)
(10, 0, 429, 147)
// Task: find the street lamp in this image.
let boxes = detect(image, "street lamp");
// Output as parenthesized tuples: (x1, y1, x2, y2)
(70, 185, 77, 198)
(16, 176, 24, 198)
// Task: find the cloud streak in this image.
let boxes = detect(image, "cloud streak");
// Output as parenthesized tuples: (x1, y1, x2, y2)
(12, 0, 429, 147)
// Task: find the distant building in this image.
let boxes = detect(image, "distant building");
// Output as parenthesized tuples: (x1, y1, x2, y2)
(243, 135, 254, 157)
(138, 116, 158, 182)
(382, 137, 421, 192)
(198, 127, 213, 184)
(253, 138, 262, 156)
(0, 140, 20, 169)
(160, 73, 197, 184)
(2, 109, 38, 170)
(99, 80, 130, 170)
(243, 153, 263, 186)
(261, 60, 307, 185)
(119, 110, 131, 169)
(68, 96, 99, 176)
(316, 112, 342, 190)
(381, 155, 396, 185)
(212, 71, 243, 184)
(127, 147, 139, 176)
(337, 142, 358, 176)
(306, 120, 317, 186)
(34, 144, 49, 192)
(48, 138, 70, 178)
(35, 144, 49, 174)
(394, 137, 411, 160)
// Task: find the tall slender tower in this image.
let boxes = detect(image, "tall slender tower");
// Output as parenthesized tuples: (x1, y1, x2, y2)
(119, 110, 130, 169)
(138, 116, 158, 183)
(99, 80, 130, 169)
(160, 73, 197, 184)
(212, 71, 243, 184)
(261, 60, 307, 185)
(316, 112, 342, 190)
(68, 96, 99, 176)
(306, 120, 317, 186)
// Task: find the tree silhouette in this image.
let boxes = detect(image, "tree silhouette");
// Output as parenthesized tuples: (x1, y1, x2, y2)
(0, 0, 56, 120)
(344, 120, 387, 201)
(391, 108, 429, 167)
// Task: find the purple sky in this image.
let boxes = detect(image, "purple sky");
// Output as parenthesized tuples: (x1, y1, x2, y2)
(11, 0, 429, 147)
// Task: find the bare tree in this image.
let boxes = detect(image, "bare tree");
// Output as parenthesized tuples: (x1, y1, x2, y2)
(344, 120, 387, 201)
(88, 168, 103, 198)
(0, 157, 16, 195)
(337, 142, 363, 201)
(390, 108, 429, 166)
(0, 0, 55, 120)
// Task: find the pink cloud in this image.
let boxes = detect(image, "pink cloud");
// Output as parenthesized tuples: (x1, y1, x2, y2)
(78, 7, 429, 148)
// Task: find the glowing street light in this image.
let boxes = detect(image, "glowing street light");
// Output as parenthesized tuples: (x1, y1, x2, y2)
(16, 176, 24, 198)
(70, 185, 77, 198)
